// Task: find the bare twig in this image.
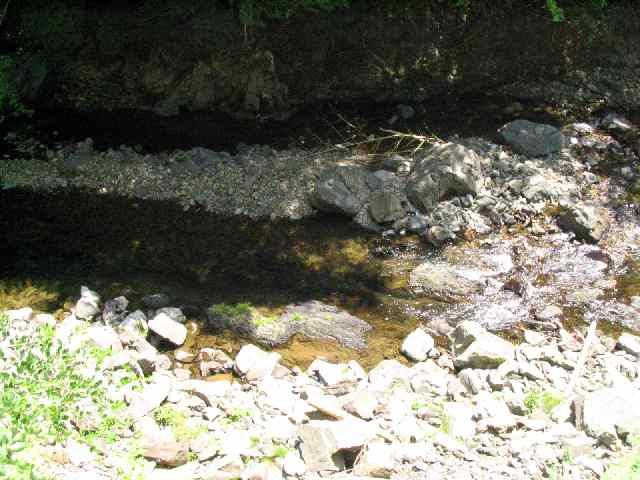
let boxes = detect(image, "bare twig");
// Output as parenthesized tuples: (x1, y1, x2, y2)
(564, 318, 598, 397)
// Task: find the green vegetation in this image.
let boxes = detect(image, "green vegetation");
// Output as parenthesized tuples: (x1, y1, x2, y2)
(0, 312, 142, 479)
(224, 407, 253, 424)
(209, 302, 253, 319)
(412, 400, 452, 436)
(154, 404, 207, 442)
(524, 389, 564, 415)
(603, 436, 640, 480)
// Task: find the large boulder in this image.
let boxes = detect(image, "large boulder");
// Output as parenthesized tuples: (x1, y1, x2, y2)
(579, 385, 640, 446)
(557, 202, 610, 243)
(498, 120, 565, 157)
(452, 321, 515, 369)
(406, 143, 484, 212)
(311, 165, 381, 217)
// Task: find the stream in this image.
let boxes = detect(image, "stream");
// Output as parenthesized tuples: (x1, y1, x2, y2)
(2, 99, 640, 371)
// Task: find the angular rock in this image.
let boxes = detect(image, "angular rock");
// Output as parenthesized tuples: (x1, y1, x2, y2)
(177, 379, 231, 406)
(557, 203, 609, 243)
(102, 296, 129, 325)
(580, 385, 640, 445)
(401, 328, 435, 362)
(311, 165, 380, 217)
(368, 359, 413, 392)
(498, 120, 565, 157)
(283, 301, 373, 350)
(407, 142, 484, 212)
(234, 344, 281, 381)
(75, 286, 101, 320)
(354, 442, 396, 478)
(368, 192, 406, 224)
(118, 310, 149, 343)
(149, 312, 188, 346)
(453, 321, 515, 369)
(127, 375, 172, 418)
(617, 333, 640, 357)
(156, 307, 187, 324)
(297, 424, 344, 472)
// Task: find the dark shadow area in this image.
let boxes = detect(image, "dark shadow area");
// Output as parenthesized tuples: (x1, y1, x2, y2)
(0, 187, 415, 310)
(2, 95, 565, 155)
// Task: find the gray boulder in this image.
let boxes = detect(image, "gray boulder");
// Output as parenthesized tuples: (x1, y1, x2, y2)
(311, 165, 381, 217)
(557, 203, 609, 243)
(498, 120, 565, 157)
(75, 286, 101, 320)
(579, 385, 640, 445)
(368, 191, 406, 224)
(406, 142, 484, 212)
(452, 321, 515, 369)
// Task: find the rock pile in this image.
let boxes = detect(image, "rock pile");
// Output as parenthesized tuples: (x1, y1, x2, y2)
(3, 290, 640, 480)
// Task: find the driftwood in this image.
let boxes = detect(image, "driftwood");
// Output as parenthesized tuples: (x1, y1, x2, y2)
(564, 318, 599, 397)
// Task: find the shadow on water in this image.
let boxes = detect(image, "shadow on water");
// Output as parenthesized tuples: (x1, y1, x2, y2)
(0, 188, 433, 368)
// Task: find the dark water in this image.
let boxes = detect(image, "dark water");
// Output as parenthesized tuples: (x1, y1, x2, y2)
(3, 95, 565, 155)
(0, 187, 435, 368)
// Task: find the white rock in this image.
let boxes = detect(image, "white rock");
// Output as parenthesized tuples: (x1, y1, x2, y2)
(235, 344, 281, 381)
(401, 328, 435, 362)
(282, 451, 306, 476)
(127, 375, 172, 418)
(453, 321, 515, 369)
(4, 307, 34, 322)
(354, 442, 396, 478)
(149, 312, 188, 346)
(617, 333, 640, 357)
(523, 329, 546, 346)
(307, 359, 357, 386)
(442, 402, 476, 440)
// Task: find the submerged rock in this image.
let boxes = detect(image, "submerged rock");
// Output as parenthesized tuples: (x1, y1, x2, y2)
(207, 301, 372, 350)
(409, 262, 485, 301)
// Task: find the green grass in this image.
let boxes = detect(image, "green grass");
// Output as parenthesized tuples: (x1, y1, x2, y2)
(0, 312, 142, 479)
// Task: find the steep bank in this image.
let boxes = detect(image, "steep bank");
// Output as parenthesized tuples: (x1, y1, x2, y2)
(11, 2, 640, 119)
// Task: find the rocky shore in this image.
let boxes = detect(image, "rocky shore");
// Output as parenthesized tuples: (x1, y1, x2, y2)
(2, 288, 640, 480)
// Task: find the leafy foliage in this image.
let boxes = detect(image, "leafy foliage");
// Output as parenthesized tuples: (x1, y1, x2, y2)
(0, 313, 141, 479)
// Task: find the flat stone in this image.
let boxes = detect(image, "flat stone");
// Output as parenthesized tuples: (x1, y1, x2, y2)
(149, 312, 187, 346)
